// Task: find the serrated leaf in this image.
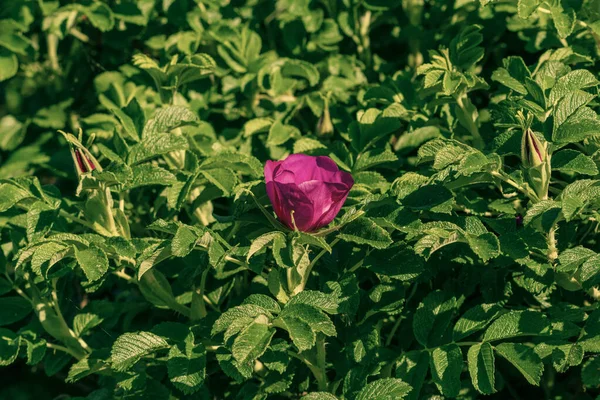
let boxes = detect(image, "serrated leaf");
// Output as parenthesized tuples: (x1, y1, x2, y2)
(73, 313, 103, 336)
(127, 164, 177, 189)
(0, 328, 20, 366)
(552, 150, 598, 175)
(279, 315, 315, 352)
(287, 290, 339, 314)
(453, 303, 504, 341)
(168, 332, 206, 395)
(282, 303, 336, 337)
(232, 315, 274, 364)
(355, 378, 412, 400)
(483, 310, 550, 341)
(495, 342, 543, 385)
(338, 217, 392, 249)
(75, 245, 109, 283)
(143, 106, 198, 139)
(171, 225, 198, 258)
(430, 344, 462, 397)
(303, 393, 339, 400)
(413, 291, 456, 347)
(111, 331, 168, 371)
(212, 304, 272, 336)
(467, 342, 495, 394)
(66, 356, 104, 383)
(242, 294, 281, 314)
(128, 133, 188, 165)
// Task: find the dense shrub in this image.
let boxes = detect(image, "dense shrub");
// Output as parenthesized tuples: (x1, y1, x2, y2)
(1, 0, 600, 399)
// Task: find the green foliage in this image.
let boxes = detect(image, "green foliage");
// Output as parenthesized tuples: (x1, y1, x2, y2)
(1, 0, 600, 398)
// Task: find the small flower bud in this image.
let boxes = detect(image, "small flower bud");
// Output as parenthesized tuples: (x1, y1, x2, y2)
(520, 128, 551, 200)
(521, 128, 547, 168)
(316, 105, 334, 137)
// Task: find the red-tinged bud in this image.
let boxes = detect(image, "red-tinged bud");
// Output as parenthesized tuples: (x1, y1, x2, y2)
(520, 128, 551, 201)
(74, 149, 88, 173)
(521, 128, 546, 168)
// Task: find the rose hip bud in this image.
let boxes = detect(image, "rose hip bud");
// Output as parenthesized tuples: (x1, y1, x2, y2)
(264, 154, 354, 232)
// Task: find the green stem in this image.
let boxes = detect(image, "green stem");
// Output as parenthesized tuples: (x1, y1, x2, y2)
(547, 227, 558, 265)
(455, 93, 484, 150)
(298, 238, 341, 292)
(490, 170, 539, 202)
(190, 268, 209, 320)
(315, 335, 328, 392)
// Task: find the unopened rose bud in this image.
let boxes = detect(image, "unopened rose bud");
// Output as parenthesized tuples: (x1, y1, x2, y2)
(521, 128, 547, 168)
(520, 128, 551, 200)
(316, 105, 334, 137)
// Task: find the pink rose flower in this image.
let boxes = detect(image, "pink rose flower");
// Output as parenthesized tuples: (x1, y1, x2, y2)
(264, 154, 354, 232)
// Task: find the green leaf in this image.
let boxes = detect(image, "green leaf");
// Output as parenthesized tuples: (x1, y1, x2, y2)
(495, 342, 543, 385)
(517, 0, 540, 18)
(279, 315, 315, 352)
(26, 338, 46, 366)
(66, 357, 104, 383)
(453, 303, 504, 341)
(171, 225, 198, 258)
(483, 310, 550, 341)
(281, 303, 336, 337)
(558, 246, 596, 272)
(491, 68, 528, 94)
(126, 164, 177, 189)
(0, 48, 18, 82)
(247, 231, 287, 262)
(0, 296, 31, 326)
(287, 290, 339, 314)
(212, 304, 272, 339)
(549, 3, 576, 39)
(0, 183, 31, 212)
(111, 331, 169, 371)
(396, 351, 429, 400)
(168, 332, 206, 395)
(580, 254, 600, 288)
(80, 2, 115, 32)
(242, 294, 281, 314)
(0, 328, 20, 366)
(267, 120, 299, 147)
(355, 378, 412, 400)
(75, 245, 109, 283)
(467, 342, 496, 394)
(338, 217, 393, 249)
(581, 357, 600, 388)
(549, 70, 599, 106)
(232, 315, 274, 364)
(413, 290, 456, 347)
(128, 133, 189, 164)
(552, 150, 598, 175)
(73, 313, 103, 336)
(430, 344, 462, 397)
(142, 106, 198, 139)
(303, 393, 339, 400)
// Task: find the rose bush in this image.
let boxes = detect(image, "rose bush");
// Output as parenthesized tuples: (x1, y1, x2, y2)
(1, 1, 600, 399)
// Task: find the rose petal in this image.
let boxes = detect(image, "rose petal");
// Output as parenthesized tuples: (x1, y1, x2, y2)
(274, 181, 315, 231)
